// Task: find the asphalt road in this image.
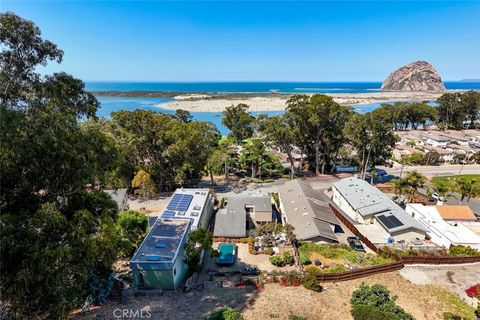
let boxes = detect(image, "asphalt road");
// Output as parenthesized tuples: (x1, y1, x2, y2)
(378, 163, 480, 178)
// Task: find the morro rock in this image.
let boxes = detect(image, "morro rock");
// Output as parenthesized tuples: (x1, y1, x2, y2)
(381, 60, 445, 92)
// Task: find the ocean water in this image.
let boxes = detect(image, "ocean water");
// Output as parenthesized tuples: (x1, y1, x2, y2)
(96, 96, 283, 135)
(87, 81, 480, 94)
(93, 82, 479, 135)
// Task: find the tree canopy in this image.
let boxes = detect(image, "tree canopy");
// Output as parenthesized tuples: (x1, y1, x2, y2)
(222, 103, 255, 144)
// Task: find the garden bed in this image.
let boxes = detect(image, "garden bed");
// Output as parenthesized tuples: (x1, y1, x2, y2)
(298, 242, 396, 273)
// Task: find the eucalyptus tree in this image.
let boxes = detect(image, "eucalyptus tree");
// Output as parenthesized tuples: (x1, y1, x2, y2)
(221, 103, 255, 144)
(1, 12, 122, 318)
(257, 114, 298, 179)
(285, 94, 351, 174)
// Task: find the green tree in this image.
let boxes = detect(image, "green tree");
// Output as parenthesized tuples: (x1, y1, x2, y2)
(460, 90, 480, 129)
(436, 92, 464, 129)
(109, 110, 219, 189)
(286, 94, 352, 174)
(1, 13, 121, 318)
(116, 210, 148, 257)
(258, 114, 298, 179)
(222, 103, 255, 144)
(240, 139, 267, 178)
(427, 178, 455, 201)
(453, 176, 480, 203)
(173, 108, 192, 123)
(345, 111, 397, 178)
(132, 170, 156, 200)
(184, 228, 213, 274)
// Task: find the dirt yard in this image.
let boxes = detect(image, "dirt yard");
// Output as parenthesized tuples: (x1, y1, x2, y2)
(78, 270, 476, 320)
(400, 263, 480, 306)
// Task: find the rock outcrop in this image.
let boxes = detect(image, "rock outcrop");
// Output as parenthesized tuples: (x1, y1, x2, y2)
(381, 60, 445, 92)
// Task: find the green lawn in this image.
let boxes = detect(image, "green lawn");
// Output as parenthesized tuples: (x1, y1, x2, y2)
(431, 174, 479, 183)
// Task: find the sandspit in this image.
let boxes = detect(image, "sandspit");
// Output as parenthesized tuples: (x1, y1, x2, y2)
(157, 91, 443, 112)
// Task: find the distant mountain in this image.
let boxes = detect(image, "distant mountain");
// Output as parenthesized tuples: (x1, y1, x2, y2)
(459, 79, 480, 82)
(381, 60, 445, 92)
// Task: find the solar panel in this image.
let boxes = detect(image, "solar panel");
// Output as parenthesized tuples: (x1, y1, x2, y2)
(377, 215, 395, 229)
(387, 215, 403, 228)
(166, 194, 193, 211)
(377, 214, 404, 230)
(161, 210, 175, 219)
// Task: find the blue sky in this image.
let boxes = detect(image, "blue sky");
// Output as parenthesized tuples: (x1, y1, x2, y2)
(3, 1, 480, 81)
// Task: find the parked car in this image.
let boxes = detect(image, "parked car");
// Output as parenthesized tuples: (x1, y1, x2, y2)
(431, 192, 447, 202)
(375, 169, 388, 177)
(348, 238, 366, 252)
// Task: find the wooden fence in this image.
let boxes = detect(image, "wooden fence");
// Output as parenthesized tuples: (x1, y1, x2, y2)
(401, 255, 480, 265)
(315, 260, 404, 282)
(328, 203, 378, 253)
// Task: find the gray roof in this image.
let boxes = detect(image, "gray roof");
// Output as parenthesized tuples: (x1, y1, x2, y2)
(213, 194, 272, 238)
(424, 134, 450, 142)
(105, 188, 127, 209)
(333, 177, 427, 234)
(278, 180, 339, 242)
(131, 219, 190, 266)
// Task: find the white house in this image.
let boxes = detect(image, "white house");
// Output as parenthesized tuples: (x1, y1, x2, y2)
(423, 133, 450, 148)
(406, 204, 480, 250)
(332, 177, 427, 243)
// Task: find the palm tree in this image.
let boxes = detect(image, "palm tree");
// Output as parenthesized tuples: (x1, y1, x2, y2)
(427, 178, 456, 204)
(404, 170, 426, 191)
(454, 176, 480, 203)
(391, 178, 410, 203)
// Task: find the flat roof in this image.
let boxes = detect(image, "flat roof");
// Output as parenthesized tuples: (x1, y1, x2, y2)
(407, 204, 480, 249)
(436, 205, 477, 221)
(131, 219, 190, 263)
(333, 177, 427, 234)
(161, 188, 211, 229)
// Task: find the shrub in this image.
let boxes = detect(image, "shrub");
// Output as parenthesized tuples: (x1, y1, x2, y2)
(282, 251, 294, 265)
(351, 304, 400, 320)
(302, 274, 323, 292)
(450, 245, 479, 257)
(263, 248, 274, 255)
(300, 254, 311, 265)
(269, 255, 285, 267)
(206, 307, 244, 320)
(211, 249, 220, 258)
(305, 266, 322, 276)
(289, 316, 306, 320)
(351, 283, 413, 320)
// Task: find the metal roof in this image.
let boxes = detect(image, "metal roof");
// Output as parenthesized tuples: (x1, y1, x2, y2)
(333, 177, 427, 234)
(278, 180, 339, 242)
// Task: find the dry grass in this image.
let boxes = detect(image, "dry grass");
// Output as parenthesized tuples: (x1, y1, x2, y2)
(81, 271, 475, 320)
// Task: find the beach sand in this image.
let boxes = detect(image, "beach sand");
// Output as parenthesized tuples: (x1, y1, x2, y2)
(157, 91, 443, 112)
